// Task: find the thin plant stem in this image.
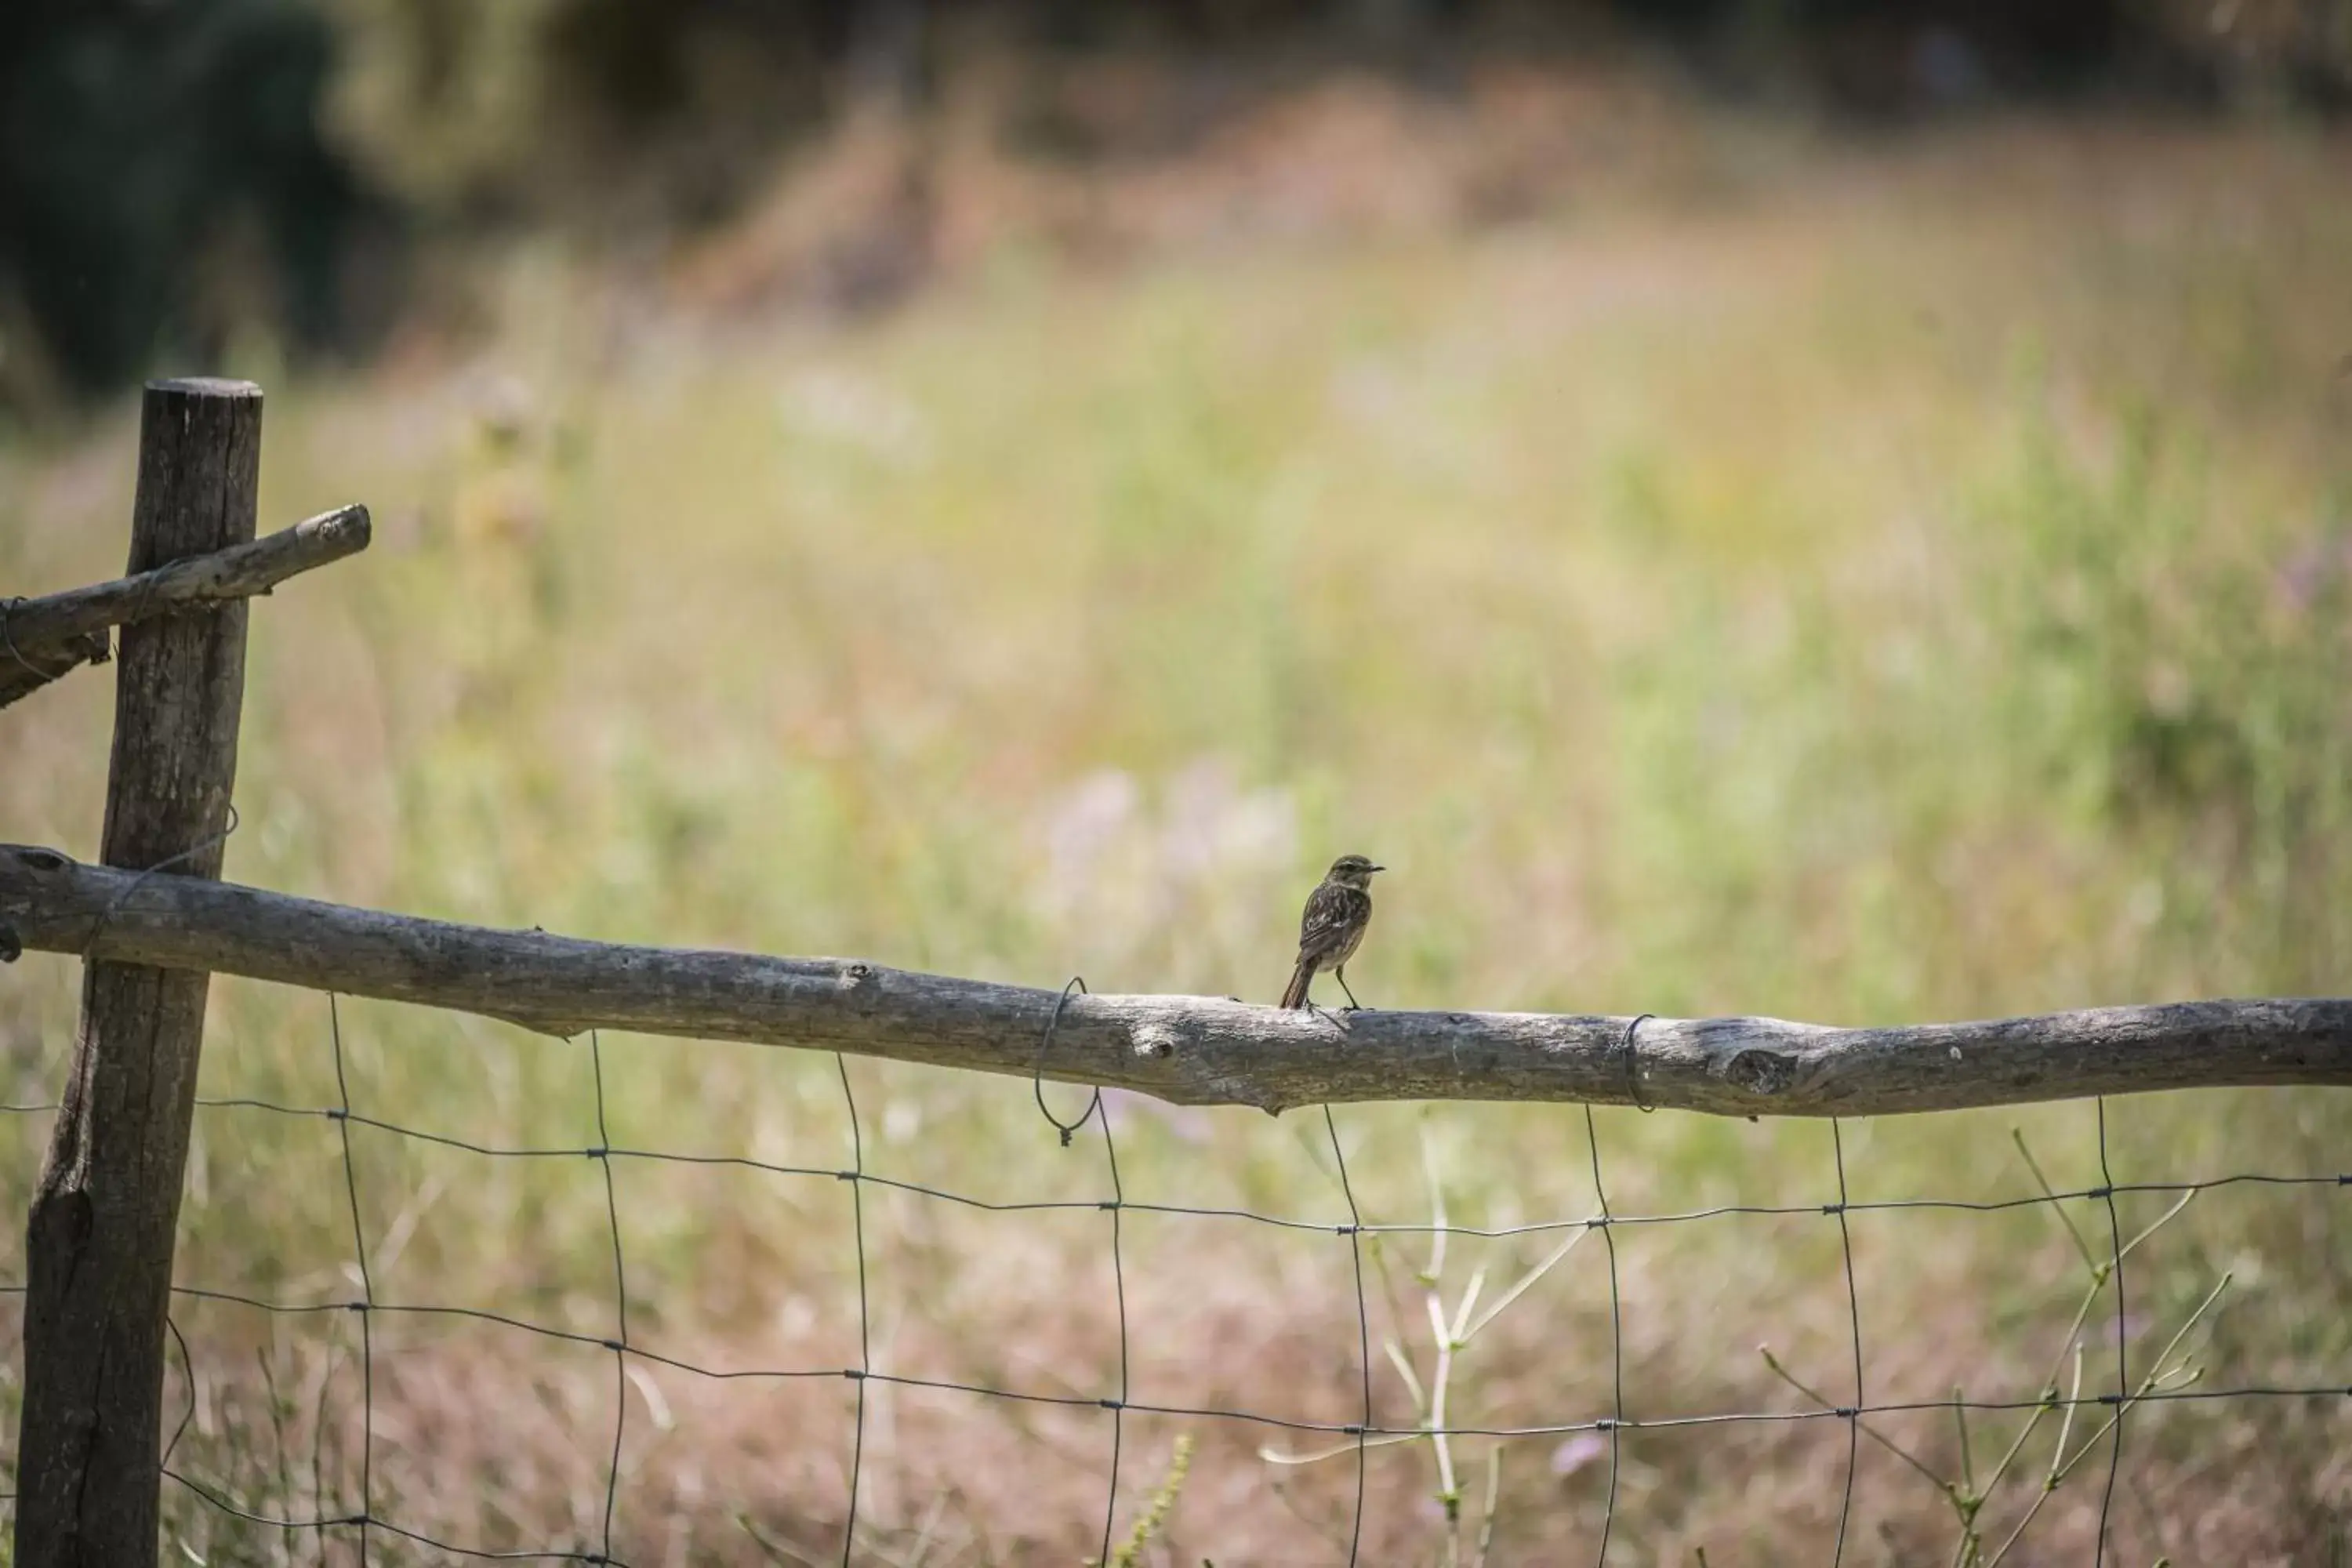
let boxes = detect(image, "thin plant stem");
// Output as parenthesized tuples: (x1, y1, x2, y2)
(2012, 1129, 2099, 1276)
(1954, 1390, 1975, 1497)
(1464, 1229, 1588, 1345)
(1984, 1266, 2230, 1568)
(1471, 1447, 1504, 1568)
(1426, 1291, 1460, 1514)
(1759, 1346, 1948, 1493)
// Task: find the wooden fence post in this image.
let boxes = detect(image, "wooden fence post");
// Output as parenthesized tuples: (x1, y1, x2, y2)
(16, 379, 261, 1565)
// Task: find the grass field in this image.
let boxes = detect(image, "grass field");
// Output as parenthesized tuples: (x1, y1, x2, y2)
(3, 114, 2350, 1564)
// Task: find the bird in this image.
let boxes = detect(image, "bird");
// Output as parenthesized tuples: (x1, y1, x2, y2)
(1280, 854, 1383, 1011)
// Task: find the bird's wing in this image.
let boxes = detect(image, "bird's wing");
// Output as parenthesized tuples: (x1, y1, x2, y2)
(1297, 883, 1367, 959)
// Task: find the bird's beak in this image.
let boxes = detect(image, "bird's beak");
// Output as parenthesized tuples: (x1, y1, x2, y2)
(1370, 864, 1386, 873)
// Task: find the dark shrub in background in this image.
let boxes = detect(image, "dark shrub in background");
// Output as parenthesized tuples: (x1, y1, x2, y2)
(0, 0, 380, 400)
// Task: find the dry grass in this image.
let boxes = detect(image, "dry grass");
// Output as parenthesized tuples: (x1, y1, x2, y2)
(2, 97, 2350, 1564)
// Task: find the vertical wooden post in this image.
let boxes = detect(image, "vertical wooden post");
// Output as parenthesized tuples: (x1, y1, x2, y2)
(16, 379, 261, 1566)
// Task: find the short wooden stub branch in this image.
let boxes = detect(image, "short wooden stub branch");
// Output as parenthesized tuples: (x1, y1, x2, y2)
(2, 846, 2346, 1118)
(15, 379, 261, 1567)
(0, 502, 368, 710)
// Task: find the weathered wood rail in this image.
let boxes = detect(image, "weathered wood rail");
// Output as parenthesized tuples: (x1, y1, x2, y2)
(4, 844, 2347, 1118)
(0, 502, 369, 709)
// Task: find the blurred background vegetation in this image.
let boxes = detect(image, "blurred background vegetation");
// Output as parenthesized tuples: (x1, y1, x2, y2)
(3, 2, 2352, 1563)
(4, 0, 2351, 408)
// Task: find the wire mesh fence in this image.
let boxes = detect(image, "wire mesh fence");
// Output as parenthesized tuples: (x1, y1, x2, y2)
(2, 975, 2345, 1563)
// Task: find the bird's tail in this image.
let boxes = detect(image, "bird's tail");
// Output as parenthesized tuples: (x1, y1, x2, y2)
(1279, 958, 1314, 1010)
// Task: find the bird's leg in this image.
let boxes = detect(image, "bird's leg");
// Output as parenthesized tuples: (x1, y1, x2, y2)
(1297, 977, 1345, 1027)
(1336, 965, 1364, 1011)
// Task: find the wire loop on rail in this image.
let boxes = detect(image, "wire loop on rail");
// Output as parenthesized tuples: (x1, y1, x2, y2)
(0, 595, 98, 687)
(1621, 1012, 1657, 1113)
(1032, 975, 1100, 1146)
(78, 801, 242, 960)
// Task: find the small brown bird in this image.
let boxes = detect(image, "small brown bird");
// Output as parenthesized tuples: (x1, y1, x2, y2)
(1280, 854, 1383, 1011)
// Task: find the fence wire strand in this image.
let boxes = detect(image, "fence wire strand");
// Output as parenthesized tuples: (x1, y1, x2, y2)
(1095, 1080, 1131, 1567)
(2094, 1095, 2126, 1567)
(590, 1033, 629, 1563)
(836, 1052, 871, 1566)
(1320, 1103, 1372, 1568)
(1828, 1117, 1863, 1563)
(0, 1003, 2342, 1562)
(1581, 1102, 1625, 1566)
(328, 993, 375, 1561)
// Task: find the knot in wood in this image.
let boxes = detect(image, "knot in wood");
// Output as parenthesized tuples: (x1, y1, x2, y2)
(1721, 1047, 1797, 1096)
(1131, 1021, 1180, 1059)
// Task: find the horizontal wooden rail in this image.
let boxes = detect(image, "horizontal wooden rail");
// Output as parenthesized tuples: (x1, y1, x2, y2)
(2, 843, 2347, 1117)
(0, 503, 369, 709)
